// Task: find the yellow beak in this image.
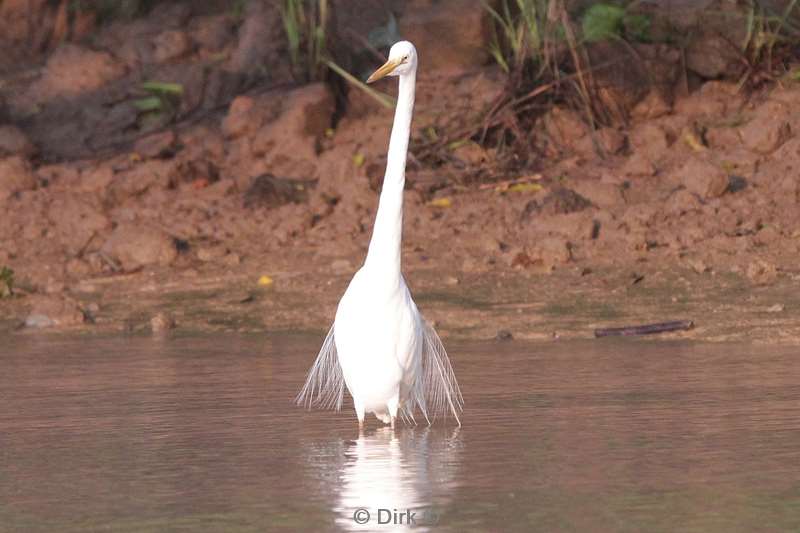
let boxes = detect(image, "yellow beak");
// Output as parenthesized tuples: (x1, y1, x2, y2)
(366, 58, 402, 84)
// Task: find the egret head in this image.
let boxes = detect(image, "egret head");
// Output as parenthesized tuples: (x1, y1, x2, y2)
(366, 41, 418, 83)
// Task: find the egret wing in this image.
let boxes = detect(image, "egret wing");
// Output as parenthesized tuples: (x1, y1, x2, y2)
(407, 319, 463, 425)
(295, 325, 346, 411)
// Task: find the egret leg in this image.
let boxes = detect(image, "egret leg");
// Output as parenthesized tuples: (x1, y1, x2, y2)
(387, 395, 399, 431)
(354, 400, 366, 430)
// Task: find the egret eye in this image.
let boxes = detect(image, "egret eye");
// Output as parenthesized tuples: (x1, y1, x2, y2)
(402, 55, 409, 62)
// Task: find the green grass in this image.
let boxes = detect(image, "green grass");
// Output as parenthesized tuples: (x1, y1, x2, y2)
(741, 0, 800, 77)
(0, 266, 14, 298)
(281, 0, 328, 82)
(132, 80, 183, 128)
(280, 0, 394, 108)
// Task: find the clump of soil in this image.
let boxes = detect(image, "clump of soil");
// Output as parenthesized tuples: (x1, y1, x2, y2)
(1, 0, 800, 343)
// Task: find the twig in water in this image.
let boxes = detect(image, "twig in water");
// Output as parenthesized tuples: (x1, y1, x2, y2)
(594, 320, 694, 338)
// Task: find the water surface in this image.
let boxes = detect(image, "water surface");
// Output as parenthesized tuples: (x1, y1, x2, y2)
(1, 335, 799, 532)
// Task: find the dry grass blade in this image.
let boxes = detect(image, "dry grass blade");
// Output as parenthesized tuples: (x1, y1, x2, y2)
(324, 59, 395, 109)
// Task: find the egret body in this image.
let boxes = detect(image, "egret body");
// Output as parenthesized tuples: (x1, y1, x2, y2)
(297, 41, 462, 429)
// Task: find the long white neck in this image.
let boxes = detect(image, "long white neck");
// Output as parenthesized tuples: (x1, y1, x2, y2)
(364, 70, 416, 284)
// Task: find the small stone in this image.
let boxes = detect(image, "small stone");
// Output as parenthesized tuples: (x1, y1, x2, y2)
(222, 253, 241, 266)
(746, 258, 778, 285)
(686, 257, 709, 274)
(676, 157, 729, 199)
(331, 259, 353, 274)
(133, 130, 176, 159)
(101, 225, 178, 271)
(596, 127, 627, 155)
(25, 314, 55, 328)
(496, 330, 513, 341)
(152, 30, 191, 63)
(629, 123, 670, 162)
(0, 125, 36, 157)
(0, 156, 37, 200)
(79, 165, 114, 193)
(620, 152, 656, 177)
(222, 96, 257, 139)
(197, 246, 226, 262)
(739, 102, 792, 154)
(631, 90, 671, 120)
(766, 303, 785, 313)
(150, 312, 176, 333)
(25, 295, 86, 328)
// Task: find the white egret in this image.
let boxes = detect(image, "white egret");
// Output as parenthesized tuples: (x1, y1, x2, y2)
(297, 41, 463, 429)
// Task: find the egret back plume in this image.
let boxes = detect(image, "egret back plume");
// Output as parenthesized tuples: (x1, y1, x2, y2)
(408, 320, 464, 426)
(296, 326, 345, 410)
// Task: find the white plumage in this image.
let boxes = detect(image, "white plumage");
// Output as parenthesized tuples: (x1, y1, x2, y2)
(297, 41, 463, 428)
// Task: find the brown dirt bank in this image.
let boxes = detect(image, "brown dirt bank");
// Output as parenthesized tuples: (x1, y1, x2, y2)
(1, 1, 800, 343)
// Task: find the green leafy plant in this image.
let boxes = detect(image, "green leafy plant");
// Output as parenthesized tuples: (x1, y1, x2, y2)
(481, 0, 554, 75)
(280, 1, 394, 108)
(581, 2, 649, 42)
(132, 81, 183, 128)
(282, 0, 328, 82)
(0, 266, 14, 299)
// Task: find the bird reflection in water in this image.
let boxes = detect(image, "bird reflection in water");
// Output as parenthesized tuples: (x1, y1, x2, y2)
(335, 427, 462, 532)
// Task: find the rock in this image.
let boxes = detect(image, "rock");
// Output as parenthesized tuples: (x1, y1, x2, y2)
(766, 303, 785, 313)
(523, 187, 592, 219)
(48, 195, 110, 255)
(152, 30, 192, 63)
(532, 237, 572, 271)
(595, 128, 627, 155)
(588, 41, 650, 122)
(66, 257, 92, 278)
(197, 245, 227, 262)
(496, 330, 513, 341)
(251, 83, 334, 175)
(134, 130, 176, 159)
(108, 160, 177, 203)
(686, 33, 740, 79)
(0, 125, 35, 157)
(570, 181, 624, 209)
(673, 81, 741, 118)
(25, 295, 86, 328)
(228, 0, 283, 74)
(631, 90, 672, 120)
(542, 107, 589, 150)
(629, 123, 670, 162)
(222, 95, 257, 139)
(0, 156, 36, 200)
(101, 225, 177, 271)
(676, 156, 728, 198)
(31, 44, 126, 100)
(79, 165, 114, 193)
(243, 174, 310, 208)
(222, 253, 240, 266)
(746, 258, 777, 285)
(150, 312, 176, 333)
(664, 188, 702, 216)
(739, 102, 792, 154)
(401, 0, 488, 73)
(620, 152, 657, 177)
(190, 15, 234, 53)
(686, 257, 709, 274)
(25, 314, 55, 328)
(331, 259, 353, 274)
(453, 142, 492, 166)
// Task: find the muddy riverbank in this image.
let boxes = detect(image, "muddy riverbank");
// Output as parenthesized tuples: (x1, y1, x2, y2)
(1, 1, 800, 343)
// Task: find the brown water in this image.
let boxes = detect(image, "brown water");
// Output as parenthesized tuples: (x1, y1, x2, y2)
(1, 335, 799, 532)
